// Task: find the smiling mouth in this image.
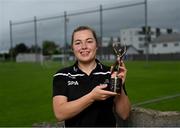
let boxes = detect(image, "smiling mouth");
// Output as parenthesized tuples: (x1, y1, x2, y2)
(80, 51, 90, 56)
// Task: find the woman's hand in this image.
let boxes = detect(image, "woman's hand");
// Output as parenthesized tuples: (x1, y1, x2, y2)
(110, 58, 127, 84)
(89, 84, 117, 101)
(118, 61, 127, 84)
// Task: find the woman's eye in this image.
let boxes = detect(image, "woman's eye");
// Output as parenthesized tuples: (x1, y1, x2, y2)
(87, 40, 93, 43)
(74, 42, 81, 45)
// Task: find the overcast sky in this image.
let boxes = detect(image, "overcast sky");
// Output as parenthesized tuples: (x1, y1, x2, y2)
(0, 0, 180, 51)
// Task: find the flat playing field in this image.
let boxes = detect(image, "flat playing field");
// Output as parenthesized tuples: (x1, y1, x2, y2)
(0, 60, 180, 126)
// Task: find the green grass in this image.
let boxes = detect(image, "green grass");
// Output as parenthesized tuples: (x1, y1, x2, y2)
(0, 62, 60, 126)
(0, 61, 180, 126)
(125, 61, 180, 104)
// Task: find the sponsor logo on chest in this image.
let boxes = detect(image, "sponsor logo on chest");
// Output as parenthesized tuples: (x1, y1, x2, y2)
(68, 80, 79, 86)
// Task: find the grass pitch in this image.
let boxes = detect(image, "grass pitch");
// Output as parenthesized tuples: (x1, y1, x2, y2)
(0, 61, 180, 126)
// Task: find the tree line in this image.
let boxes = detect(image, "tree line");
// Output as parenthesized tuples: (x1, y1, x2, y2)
(1, 36, 117, 61)
(9, 40, 64, 58)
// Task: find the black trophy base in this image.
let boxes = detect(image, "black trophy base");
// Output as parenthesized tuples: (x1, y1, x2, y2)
(110, 77, 122, 93)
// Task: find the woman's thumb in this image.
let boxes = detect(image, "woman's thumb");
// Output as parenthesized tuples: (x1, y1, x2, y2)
(99, 84, 108, 89)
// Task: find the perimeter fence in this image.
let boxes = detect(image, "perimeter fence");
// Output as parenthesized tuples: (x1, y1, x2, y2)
(9, 0, 148, 62)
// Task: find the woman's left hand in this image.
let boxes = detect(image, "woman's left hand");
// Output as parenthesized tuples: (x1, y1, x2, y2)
(111, 59, 127, 84)
(118, 61, 127, 84)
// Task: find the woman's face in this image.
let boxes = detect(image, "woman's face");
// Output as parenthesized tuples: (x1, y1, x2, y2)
(72, 30, 97, 63)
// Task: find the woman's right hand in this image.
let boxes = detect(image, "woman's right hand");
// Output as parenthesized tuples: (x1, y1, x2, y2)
(89, 84, 117, 101)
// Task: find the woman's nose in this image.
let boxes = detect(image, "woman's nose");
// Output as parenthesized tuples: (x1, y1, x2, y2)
(81, 42, 87, 49)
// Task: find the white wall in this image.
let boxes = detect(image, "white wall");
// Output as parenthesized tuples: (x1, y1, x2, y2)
(149, 42, 180, 54)
(16, 53, 43, 62)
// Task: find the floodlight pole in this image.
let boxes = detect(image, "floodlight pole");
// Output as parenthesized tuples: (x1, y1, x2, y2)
(63, 11, 68, 65)
(100, 5, 103, 60)
(64, 11, 67, 49)
(9, 20, 13, 61)
(34, 16, 38, 62)
(145, 0, 149, 64)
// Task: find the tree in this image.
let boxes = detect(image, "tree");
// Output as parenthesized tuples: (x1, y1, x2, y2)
(9, 43, 29, 59)
(29, 45, 41, 53)
(15, 43, 29, 53)
(10, 43, 29, 57)
(42, 40, 58, 55)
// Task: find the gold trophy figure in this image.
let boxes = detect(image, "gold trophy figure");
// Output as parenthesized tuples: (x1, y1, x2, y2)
(110, 42, 127, 93)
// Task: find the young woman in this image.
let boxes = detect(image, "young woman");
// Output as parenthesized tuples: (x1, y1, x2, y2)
(52, 26, 131, 127)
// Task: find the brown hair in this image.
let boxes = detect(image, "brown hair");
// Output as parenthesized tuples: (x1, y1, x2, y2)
(71, 26, 98, 45)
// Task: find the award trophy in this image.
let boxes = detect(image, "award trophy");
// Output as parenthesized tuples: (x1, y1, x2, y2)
(110, 42, 127, 93)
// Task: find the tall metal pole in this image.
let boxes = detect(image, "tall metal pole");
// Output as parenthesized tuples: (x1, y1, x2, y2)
(9, 20, 13, 61)
(100, 5, 103, 60)
(34, 16, 38, 62)
(145, 0, 149, 63)
(64, 11, 67, 49)
(63, 11, 67, 64)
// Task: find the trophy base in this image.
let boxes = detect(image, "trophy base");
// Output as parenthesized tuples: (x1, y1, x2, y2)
(110, 77, 122, 93)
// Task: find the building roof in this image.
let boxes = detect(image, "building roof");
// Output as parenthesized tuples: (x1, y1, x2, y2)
(127, 45, 143, 53)
(151, 33, 180, 43)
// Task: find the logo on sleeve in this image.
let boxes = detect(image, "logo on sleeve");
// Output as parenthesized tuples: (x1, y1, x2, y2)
(68, 81, 79, 86)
